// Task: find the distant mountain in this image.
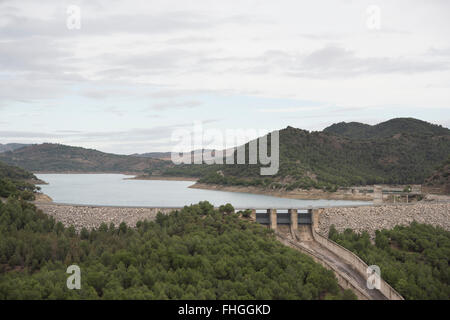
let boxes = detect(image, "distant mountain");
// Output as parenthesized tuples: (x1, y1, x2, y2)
(133, 149, 218, 161)
(0, 143, 29, 153)
(423, 157, 450, 195)
(131, 152, 172, 160)
(2, 118, 449, 189)
(324, 118, 449, 139)
(0, 143, 171, 173)
(162, 118, 450, 189)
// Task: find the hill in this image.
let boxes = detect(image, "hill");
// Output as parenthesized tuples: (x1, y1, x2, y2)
(0, 200, 353, 300)
(0, 160, 36, 181)
(423, 157, 450, 194)
(0, 143, 29, 153)
(0, 143, 171, 173)
(2, 118, 449, 190)
(161, 118, 450, 190)
(323, 118, 449, 139)
(132, 149, 218, 161)
(130, 152, 172, 160)
(0, 160, 39, 199)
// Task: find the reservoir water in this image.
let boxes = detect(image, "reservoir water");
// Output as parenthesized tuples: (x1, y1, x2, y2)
(36, 174, 371, 208)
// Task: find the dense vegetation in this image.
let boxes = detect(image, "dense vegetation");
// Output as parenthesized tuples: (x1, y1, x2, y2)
(0, 161, 39, 200)
(329, 223, 450, 300)
(423, 156, 450, 194)
(161, 118, 450, 190)
(0, 143, 170, 173)
(0, 143, 29, 153)
(0, 198, 355, 300)
(2, 118, 449, 191)
(323, 118, 450, 139)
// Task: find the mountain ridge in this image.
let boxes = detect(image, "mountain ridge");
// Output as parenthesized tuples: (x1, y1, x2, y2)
(323, 117, 449, 139)
(0, 143, 170, 173)
(1, 118, 449, 189)
(0, 143, 30, 153)
(164, 118, 450, 189)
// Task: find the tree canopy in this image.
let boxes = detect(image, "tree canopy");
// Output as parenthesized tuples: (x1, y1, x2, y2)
(0, 199, 355, 300)
(329, 222, 450, 300)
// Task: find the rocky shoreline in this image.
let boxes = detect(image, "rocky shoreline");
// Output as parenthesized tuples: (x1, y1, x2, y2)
(317, 202, 450, 238)
(190, 183, 373, 201)
(128, 175, 198, 181)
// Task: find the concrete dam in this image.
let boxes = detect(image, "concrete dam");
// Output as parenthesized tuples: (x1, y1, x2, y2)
(245, 208, 404, 300)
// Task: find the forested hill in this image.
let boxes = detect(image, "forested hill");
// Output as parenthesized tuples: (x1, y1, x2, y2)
(423, 157, 450, 194)
(275, 123, 450, 186)
(0, 143, 29, 153)
(0, 161, 39, 200)
(0, 161, 36, 181)
(0, 199, 354, 300)
(164, 118, 450, 189)
(0, 143, 171, 173)
(323, 118, 449, 140)
(1, 118, 449, 189)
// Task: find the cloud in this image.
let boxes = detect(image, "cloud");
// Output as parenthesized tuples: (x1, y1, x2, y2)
(1, 0, 450, 153)
(428, 47, 450, 57)
(0, 130, 59, 138)
(258, 106, 321, 113)
(288, 45, 448, 78)
(150, 100, 203, 110)
(115, 49, 196, 74)
(0, 11, 217, 39)
(0, 123, 194, 152)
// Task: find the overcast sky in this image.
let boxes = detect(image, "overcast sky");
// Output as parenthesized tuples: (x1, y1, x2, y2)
(0, 0, 449, 154)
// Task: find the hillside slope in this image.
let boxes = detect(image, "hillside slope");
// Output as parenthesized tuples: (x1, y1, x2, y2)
(0, 143, 171, 173)
(0, 143, 29, 153)
(163, 118, 450, 189)
(0, 160, 36, 181)
(423, 157, 450, 194)
(0, 160, 39, 199)
(0, 200, 353, 300)
(2, 118, 448, 190)
(323, 118, 449, 139)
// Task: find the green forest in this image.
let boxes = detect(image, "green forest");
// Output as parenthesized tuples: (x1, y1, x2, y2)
(323, 117, 450, 139)
(0, 161, 39, 200)
(0, 198, 355, 300)
(1, 118, 449, 192)
(329, 223, 450, 300)
(423, 156, 450, 194)
(160, 118, 450, 191)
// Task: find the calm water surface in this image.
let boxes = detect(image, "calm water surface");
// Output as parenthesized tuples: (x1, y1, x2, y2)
(36, 174, 371, 208)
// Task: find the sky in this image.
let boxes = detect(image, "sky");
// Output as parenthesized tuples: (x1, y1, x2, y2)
(0, 0, 449, 154)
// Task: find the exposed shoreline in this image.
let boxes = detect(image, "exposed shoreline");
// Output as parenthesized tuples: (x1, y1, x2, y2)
(33, 172, 199, 183)
(189, 182, 373, 201)
(127, 175, 198, 182)
(33, 192, 53, 203)
(33, 171, 139, 175)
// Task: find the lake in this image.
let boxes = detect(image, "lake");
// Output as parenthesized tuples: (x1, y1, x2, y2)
(35, 174, 371, 208)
